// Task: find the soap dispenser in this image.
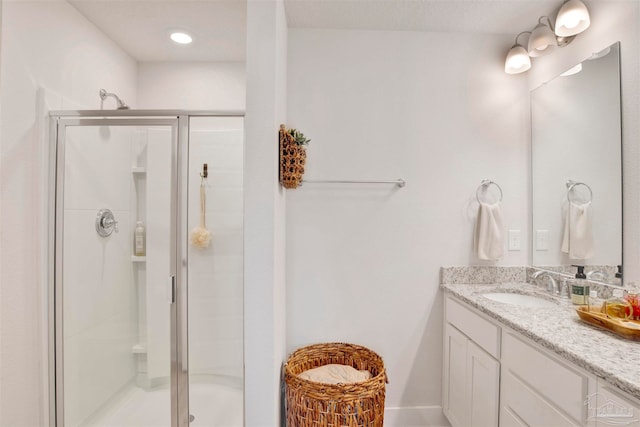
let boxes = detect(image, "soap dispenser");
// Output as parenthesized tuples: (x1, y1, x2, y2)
(571, 265, 589, 305)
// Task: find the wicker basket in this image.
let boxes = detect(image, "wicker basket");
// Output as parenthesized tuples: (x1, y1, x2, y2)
(279, 124, 306, 189)
(284, 343, 387, 427)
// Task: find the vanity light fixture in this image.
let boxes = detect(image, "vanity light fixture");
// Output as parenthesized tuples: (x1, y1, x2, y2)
(170, 32, 193, 44)
(504, 0, 591, 75)
(505, 32, 532, 74)
(555, 0, 591, 37)
(528, 17, 558, 57)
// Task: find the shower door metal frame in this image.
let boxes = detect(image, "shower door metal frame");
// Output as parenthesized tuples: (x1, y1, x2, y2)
(49, 110, 244, 427)
(49, 114, 186, 427)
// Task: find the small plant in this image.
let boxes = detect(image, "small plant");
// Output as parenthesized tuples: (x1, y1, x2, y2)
(288, 128, 311, 146)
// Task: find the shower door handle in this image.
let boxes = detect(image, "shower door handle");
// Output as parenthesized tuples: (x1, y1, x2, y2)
(168, 276, 176, 304)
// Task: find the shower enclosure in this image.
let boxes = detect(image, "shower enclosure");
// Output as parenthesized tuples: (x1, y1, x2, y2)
(48, 111, 244, 427)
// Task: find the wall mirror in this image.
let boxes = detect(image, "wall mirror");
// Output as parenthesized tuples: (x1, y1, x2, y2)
(531, 41, 622, 285)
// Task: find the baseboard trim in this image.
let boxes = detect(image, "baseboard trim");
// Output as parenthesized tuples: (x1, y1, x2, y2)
(384, 405, 450, 427)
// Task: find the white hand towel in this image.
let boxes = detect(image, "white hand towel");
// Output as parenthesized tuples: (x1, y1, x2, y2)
(475, 202, 504, 261)
(561, 201, 594, 259)
(298, 364, 372, 384)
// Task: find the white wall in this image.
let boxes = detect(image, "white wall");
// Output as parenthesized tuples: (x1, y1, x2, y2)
(286, 29, 529, 425)
(137, 62, 245, 110)
(0, 1, 137, 425)
(244, 0, 288, 425)
(528, 0, 639, 284)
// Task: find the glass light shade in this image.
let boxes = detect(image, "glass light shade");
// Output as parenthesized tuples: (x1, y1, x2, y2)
(555, 0, 591, 37)
(505, 45, 531, 74)
(528, 23, 558, 57)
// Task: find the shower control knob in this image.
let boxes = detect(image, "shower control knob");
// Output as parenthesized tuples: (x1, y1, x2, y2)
(102, 217, 119, 232)
(96, 209, 118, 237)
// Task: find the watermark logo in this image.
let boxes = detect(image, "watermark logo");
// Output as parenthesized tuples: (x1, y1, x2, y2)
(585, 393, 638, 426)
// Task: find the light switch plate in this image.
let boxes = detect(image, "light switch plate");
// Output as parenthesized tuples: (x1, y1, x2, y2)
(508, 230, 521, 251)
(536, 229, 549, 251)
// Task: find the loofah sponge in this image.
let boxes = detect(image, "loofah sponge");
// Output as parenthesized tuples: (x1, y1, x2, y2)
(191, 180, 211, 249)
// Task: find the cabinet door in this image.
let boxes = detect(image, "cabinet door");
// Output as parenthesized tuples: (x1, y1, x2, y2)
(594, 383, 640, 427)
(443, 324, 469, 427)
(468, 340, 500, 427)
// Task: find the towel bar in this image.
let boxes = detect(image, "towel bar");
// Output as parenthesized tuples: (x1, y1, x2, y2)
(301, 179, 406, 188)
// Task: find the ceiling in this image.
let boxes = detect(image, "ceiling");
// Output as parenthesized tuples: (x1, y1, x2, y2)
(68, 0, 247, 62)
(285, 0, 560, 34)
(68, 0, 564, 63)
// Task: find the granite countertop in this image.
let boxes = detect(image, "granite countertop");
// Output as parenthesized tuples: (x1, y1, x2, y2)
(441, 282, 640, 401)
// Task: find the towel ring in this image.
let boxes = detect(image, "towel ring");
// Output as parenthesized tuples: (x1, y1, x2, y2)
(566, 180, 593, 203)
(476, 179, 503, 203)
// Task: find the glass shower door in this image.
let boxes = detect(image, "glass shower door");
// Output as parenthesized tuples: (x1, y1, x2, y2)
(54, 118, 180, 427)
(186, 116, 244, 426)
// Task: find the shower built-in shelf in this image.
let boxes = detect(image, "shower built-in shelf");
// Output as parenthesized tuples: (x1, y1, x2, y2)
(131, 256, 146, 263)
(132, 167, 147, 174)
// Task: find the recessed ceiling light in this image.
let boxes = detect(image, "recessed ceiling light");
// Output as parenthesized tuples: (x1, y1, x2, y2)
(170, 32, 192, 44)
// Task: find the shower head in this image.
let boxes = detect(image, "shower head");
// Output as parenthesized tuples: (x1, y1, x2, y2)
(99, 88, 130, 110)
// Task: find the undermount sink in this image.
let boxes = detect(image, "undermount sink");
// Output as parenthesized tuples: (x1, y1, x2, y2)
(482, 292, 557, 308)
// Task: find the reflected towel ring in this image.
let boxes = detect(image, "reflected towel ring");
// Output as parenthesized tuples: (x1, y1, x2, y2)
(476, 179, 503, 203)
(566, 180, 593, 203)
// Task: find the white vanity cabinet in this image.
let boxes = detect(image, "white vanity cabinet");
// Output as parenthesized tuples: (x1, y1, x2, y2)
(443, 292, 640, 427)
(443, 297, 500, 427)
(593, 383, 640, 427)
(500, 331, 594, 427)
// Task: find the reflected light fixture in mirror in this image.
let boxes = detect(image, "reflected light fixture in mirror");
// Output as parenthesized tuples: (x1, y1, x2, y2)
(528, 17, 558, 57)
(505, 32, 532, 74)
(560, 63, 583, 76)
(555, 0, 591, 37)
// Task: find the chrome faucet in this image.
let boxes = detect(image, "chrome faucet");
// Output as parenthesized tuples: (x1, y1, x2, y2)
(531, 270, 559, 295)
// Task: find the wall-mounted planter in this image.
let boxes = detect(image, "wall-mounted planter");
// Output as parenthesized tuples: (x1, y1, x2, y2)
(279, 124, 307, 189)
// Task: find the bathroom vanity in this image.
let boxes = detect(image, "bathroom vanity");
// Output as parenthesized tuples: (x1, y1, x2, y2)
(441, 280, 640, 427)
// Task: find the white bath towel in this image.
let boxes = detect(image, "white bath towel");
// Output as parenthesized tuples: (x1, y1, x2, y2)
(561, 201, 594, 259)
(298, 364, 372, 384)
(475, 202, 504, 261)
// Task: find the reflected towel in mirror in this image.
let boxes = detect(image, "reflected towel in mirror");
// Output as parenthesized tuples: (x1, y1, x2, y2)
(475, 202, 504, 261)
(561, 201, 594, 259)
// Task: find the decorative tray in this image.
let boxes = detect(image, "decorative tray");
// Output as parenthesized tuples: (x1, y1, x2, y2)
(576, 306, 640, 341)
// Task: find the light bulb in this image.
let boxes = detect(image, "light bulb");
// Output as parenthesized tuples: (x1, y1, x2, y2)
(562, 12, 581, 29)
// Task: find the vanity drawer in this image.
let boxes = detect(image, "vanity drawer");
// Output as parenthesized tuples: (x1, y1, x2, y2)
(445, 296, 500, 358)
(594, 383, 640, 427)
(502, 331, 588, 425)
(501, 368, 581, 427)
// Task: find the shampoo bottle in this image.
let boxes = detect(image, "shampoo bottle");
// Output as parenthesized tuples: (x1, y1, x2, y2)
(134, 221, 146, 256)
